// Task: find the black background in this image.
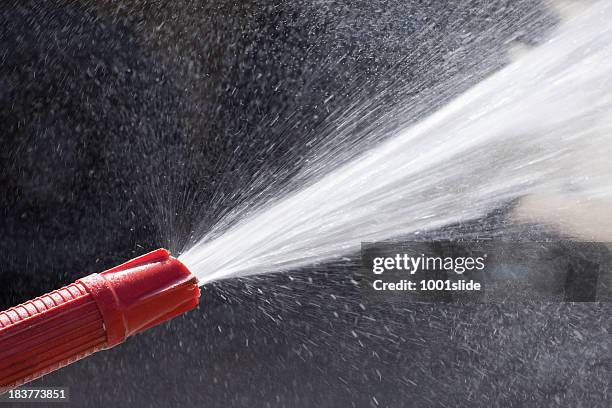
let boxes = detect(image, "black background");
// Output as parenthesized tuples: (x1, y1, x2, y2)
(0, 1, 610, 407)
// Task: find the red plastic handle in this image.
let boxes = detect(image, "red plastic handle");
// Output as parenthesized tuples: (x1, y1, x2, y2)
(0, 249, 200, 392)
(0, 282, 106, 390)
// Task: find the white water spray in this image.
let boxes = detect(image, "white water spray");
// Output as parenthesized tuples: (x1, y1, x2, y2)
(181, 2, 612, 284)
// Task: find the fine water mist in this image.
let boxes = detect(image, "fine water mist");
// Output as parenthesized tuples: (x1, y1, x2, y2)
(180, 2, 612, 284)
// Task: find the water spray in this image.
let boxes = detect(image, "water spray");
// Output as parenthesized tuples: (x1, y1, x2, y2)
(2, 0, 611, 400)
(0, 249, 200, 392)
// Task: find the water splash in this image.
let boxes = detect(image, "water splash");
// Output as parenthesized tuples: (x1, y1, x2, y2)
(181, 2, 612, 284)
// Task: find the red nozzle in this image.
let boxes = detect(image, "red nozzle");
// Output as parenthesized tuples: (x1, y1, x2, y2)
(0, 249, 200, 392)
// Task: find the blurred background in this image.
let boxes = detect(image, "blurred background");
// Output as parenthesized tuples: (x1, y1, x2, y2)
(0, 1, 609, 406)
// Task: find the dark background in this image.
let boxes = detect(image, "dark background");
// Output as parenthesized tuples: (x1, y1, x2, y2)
(0, 1, 610, 407)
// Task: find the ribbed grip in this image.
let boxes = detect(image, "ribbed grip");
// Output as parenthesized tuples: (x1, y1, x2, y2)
(0, 282, 107, 391)
(0, 249, 200, 392)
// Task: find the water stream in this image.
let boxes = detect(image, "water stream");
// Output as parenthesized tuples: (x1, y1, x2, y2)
(181, 2, 612, 284)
